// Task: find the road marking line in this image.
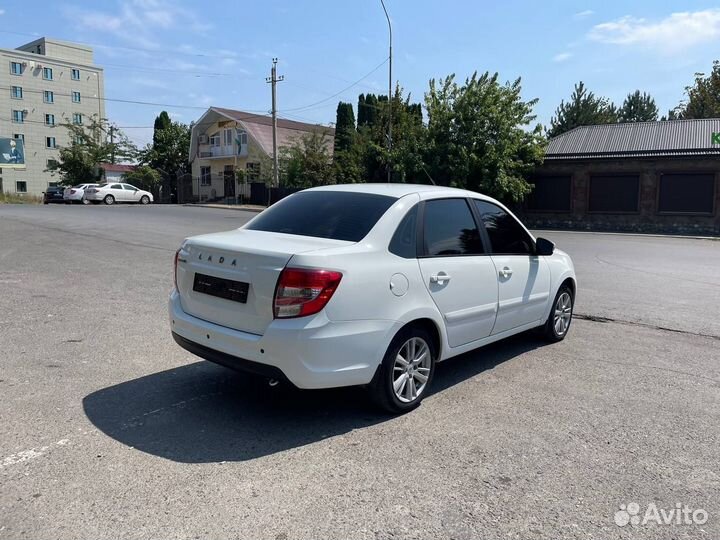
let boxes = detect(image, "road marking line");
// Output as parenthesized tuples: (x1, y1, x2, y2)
(0, 439, 69, 469)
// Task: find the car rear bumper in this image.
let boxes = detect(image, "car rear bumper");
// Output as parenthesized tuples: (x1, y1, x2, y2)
(168, 289, 400, 389)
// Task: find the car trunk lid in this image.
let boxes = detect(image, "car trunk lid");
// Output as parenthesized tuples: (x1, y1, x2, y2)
(176, 229, 352, 335)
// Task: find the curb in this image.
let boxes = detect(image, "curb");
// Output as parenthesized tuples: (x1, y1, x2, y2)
(531, 229, 719, 241)
(182, 204, 266, 213)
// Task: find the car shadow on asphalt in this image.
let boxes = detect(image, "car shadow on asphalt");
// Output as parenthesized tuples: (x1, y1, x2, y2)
(82, 332, 543, 463)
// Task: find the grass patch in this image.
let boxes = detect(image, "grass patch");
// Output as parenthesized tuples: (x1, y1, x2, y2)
(0, 192, 43, 204)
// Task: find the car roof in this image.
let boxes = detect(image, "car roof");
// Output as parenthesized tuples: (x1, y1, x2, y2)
(305, 183, 496, 201)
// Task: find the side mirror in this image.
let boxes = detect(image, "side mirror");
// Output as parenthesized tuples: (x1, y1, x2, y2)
(536, 237, 555, 256)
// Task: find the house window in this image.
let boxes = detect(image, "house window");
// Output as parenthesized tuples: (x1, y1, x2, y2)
(71, 68, 81, 80)
(11, 86, 23, 99)
(200, 166, 212, 186)
(45, 113, 55, 126)
(47, 159, 58, 169)
(46, 136, 57, 148)
(658, 173, 715, 214)
(43, 90, 54, 103)
(588, 175, 640, 213)
(209, 132, 220, 146)
(10, 61, 23, 75)
(526, 176, 572, 212)
(223, 128, 234, 146)
(237, 130, 248, 146)
(43, 67, 53, 80)
(72, 91, 81, 103)
(245, 162, 260, 181)
(71, 135, 82, 145)
(14, 133, 25, 143)
(12, 110, 24, 123)
(16, 181, 27, 193)
(73, 113, 83, 125)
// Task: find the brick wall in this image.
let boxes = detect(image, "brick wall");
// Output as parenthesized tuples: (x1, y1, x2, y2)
(518, 157, 720, 235)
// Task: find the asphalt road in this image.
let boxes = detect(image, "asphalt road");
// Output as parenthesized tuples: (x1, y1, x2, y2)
(1, 204, 718, 540)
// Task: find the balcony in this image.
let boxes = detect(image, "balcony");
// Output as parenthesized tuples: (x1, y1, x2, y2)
(198, 144, 248, 159)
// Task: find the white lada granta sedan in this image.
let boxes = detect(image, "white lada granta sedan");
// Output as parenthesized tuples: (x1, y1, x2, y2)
(169, 184, 576, 413)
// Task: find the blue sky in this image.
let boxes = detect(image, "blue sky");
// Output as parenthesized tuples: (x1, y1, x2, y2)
(2, 1, 720, 147)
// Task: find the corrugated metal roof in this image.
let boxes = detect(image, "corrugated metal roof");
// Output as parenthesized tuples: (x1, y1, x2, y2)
(546, 119, 720, 160)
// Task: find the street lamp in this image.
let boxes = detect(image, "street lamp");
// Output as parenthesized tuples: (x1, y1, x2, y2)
(380, 0, 392, 183)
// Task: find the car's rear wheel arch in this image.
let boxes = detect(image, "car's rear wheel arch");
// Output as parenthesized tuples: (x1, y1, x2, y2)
(399, 318, 441, 359)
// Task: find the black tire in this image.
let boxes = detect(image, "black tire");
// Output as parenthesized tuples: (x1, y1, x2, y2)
(140, 195, 150, 205)
(103, 195, 115, 205)
(368, 326, 436, 414)
(542, 284, 574, 342)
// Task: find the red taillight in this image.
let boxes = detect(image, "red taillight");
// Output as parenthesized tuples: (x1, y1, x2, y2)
(173, 249, 179, 290)
(274, 268, 343, 318)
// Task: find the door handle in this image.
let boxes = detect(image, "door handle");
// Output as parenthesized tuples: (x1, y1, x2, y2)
(499, 267, 513, 278)
(430, 272, 451, 284)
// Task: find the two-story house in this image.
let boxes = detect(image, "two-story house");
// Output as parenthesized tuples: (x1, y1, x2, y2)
(188, 107, 334, 201)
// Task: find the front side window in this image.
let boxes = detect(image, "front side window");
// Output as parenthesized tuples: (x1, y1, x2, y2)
(12, 110, 24, 123)
(71, 68, 81, 80)
(110, 184, 123, 190)
(43, 67, 53, 80)
(247, 191, 396, 242)
(123, 184, 138, 191)
(423, 198, 484, 256)
(200, 166, 212, 186)
(45, 113, 55, 126)
(43, 90, 54, 103)
(46, 136, 56, 148)
(72, 91, 81, 103)
(11, 86, 23, 99)
(474, 200, 534, 255)
(389, 204, 418, 258)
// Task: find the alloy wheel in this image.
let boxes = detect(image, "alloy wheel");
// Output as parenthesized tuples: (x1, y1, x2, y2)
(553, 292, 573, 336)
(392, 337, 432, 403)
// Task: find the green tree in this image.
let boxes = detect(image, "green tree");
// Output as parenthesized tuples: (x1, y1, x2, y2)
(152, 111, 171, 146)
(548, 81, 618, 137)
(141, 119, 192, 177)
(425, 72, 545, 202)
(122, 165, 162, 192)
(283, 131, 334, 188)
(619, 90, 658, 122)
(46, 116, 137, 185)
(333, 102, 355, 153)
(673, 60, 720, 119)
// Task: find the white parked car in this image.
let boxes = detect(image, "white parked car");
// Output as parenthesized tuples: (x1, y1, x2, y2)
(84, 183, 153, 205)
(63, 183, 99, 204)
(169, 184, 576, 413)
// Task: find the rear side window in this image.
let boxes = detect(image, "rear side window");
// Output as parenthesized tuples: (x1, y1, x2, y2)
(110, 184, 122, 189)
(389, 204, 418, 258)
(246, 191, 396, 242)
(473, 200, 534, 255)
(423, 198, 484, 256)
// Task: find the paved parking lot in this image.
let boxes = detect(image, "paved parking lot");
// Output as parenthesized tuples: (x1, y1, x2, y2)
(1, 204, 718, 540)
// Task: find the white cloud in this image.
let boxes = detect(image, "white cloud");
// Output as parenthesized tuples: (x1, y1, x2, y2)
(552, 52, 572, 63)
(574, 10, 594, 19)
(589, 9, 720, 52)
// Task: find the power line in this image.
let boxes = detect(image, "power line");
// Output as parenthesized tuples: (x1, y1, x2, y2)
(0, 30, 243, 61)
(281, 59, 388, 113)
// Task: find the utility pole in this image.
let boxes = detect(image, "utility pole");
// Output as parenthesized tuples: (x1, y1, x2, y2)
(266, 58, 284, 188)
(380, 0, 392, 183)
(109, 124, 116, 164)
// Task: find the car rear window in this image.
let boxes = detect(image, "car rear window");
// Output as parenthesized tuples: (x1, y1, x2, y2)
(246, 191, 396, 242)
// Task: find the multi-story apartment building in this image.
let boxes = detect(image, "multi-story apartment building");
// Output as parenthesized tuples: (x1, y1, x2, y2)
(0, 37, 105, 196)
